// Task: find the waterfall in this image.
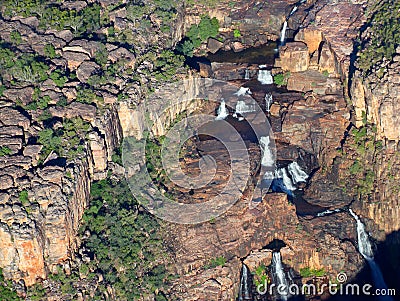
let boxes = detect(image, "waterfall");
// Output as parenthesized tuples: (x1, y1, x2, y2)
(271, 252, 289, 301)
(234, 87, 252, 96)
(238, 264, 252, 301)
(260, 136, 275, 168)
(265, 93, 273, 113)
(279, 21, 288, 46)
(245, 69, 250, 80)
(215, 99, 229, 120)
(349, 209, 393, 300)
(289, 5, 298, 16)
(349, 209, 374, 259)
(275, 168, 296, 191)
(316, 208, 341, 217)
(257, 69, 273, 85)
(236, 100, 256, 115)
(287, 162, 308, 184)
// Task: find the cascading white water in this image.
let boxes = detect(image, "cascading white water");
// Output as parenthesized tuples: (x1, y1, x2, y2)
(287, 162, 308, 184)
(245, 69, 250, 80)
(349, 209, 374, 259)
(235, 100, 256, 116)
(289, 5, 298, 16)
(275, 168, 296, 191)
(316, 208, 341, 217)
(234, 87, 252, 96)
(272, 252, 289, 301)
(265, 93, 273, 113)
(238, 264, 252, 301)
(349, 209, 393, 300)
(257, 69, 273, 85)
(215, 99, 229, 120)
(279, 21, 288, 46)
(260, 136, 275, 168)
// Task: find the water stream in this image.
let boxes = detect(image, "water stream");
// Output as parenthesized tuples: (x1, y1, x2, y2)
(238, 264, 252, 301)
(271, 252, 290, 301)
(349, 209, 393, 301)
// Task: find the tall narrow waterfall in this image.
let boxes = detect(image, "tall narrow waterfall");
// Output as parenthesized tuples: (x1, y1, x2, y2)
(215, 99, 229, 120)
(257, 69, 273, 85)
(279, 21, 288, 46)
(271, 252, 289, 301)
(238, 264, 252, 301)
(260, 136, 275, 168)
(349, 209, 393, 300)
(265, 93, 273, 113)
(245, 69, 250, 80)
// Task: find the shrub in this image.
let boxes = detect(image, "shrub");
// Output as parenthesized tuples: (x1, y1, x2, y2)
(233, 29, 241, 38)
(10, 30, 22, 45)
(300, 267, 326, 277)
(0, 146, 12, 156)
(44, 44, 57, 59)
(274, 72, 290, 86)
(19, 190, 29, 206)
(205, 256, 226, 269)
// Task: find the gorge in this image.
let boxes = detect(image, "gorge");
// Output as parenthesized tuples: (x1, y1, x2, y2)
(0, 0, 399, 300)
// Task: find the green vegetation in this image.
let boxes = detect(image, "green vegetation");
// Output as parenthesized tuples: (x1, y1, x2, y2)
(50, 70, 68, 88)
(111, 146, 123, 166)
(44, 43, 57, 59)
(0, 268, 21, 300)
(10, 30, 22, 45)
(273, 72, 290, 86)
(4, 1, 102, 37)
(0, 146, 12, 156)
(233, 29, 241, 38)
(254, 264, 269, 288)
(204, 256, 226, 269)
(177, 15, 219, 56)
(300, 267, 326, 277)
(154, 50, 185, 81)
(357, 0, 400, 75)
(79, 177, 171, 299)
(37, 117, 90, 161)
(0, 43, 49, 85)
(19, 190, 29, 206)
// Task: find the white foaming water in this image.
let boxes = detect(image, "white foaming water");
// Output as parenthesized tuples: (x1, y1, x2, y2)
(272, 252, 289, 301)
(215, 99, 229, 120)
(280, 21, 288, 45)
(316, 208, 341, 217)
(257, 69, 273, 85)
(349, 209, 374, 259)
(275, 168, 296, 191)
(260, 136, 275, 168)
(265, 93, 273, 113)
(349, 209, 393, 300)
(289, 5, 298, 16)
(234, 87, 252, 96)
(238, 264, 251, 301)
(244, 69, 250, 80)
(287, 161, 308, 184)
(235, 100, 256, 116)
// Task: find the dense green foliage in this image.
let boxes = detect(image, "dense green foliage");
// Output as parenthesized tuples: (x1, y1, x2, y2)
(177, 15, 219, 56)
(0, 146, 12, 156)
(0, 268, 21, 300)
(3, 1, 102, 36)
(79, 177, 171, 299)
(204, 256, 226, 269)
(357, 0, 400, 74)
(0, 43, 49, 85)
(37, 117, 90, 161)
(273, 72, 290, 86)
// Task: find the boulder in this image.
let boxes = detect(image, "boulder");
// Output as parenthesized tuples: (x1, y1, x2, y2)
(275, 42, 310, 72)
(295, 28, 323, 54)
(207, 37, 223, 54)
(76, 61, 100, 83)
